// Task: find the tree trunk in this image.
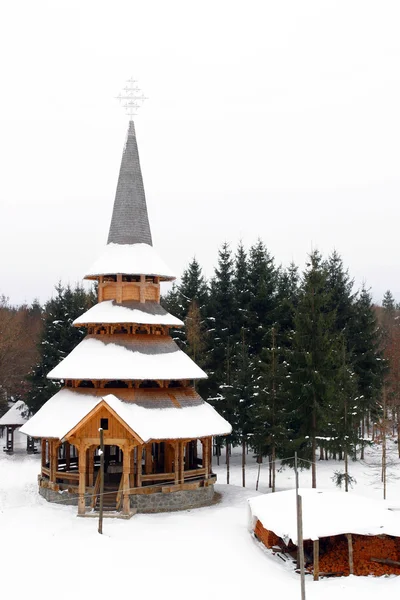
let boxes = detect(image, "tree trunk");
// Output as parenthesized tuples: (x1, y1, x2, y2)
(242, 439, 246, 488)
(360, 418, 365, 460)
(272, 445, 276, 492)
(268, 454, 272, 488)
(226, 439, 230, 485)
(312, 402, 317, 488)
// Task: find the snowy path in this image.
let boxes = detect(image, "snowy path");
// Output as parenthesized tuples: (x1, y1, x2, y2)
(1, 444, 400, 599)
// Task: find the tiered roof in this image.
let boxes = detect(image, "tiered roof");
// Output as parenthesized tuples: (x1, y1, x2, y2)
(21, 118, 231, 442)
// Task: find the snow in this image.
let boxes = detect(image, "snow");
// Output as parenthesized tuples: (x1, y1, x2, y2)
(73, 300, 184, 327)
(47, 335, 207, 380)
(249, 488, 400, 545)
(20, 388, 232, 441)
(0, 400, 28, 426)
(2, 443, 400, 600)
(84, 243, 176, 280)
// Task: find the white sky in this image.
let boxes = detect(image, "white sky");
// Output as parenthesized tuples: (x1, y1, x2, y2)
(1, 0, 400, 306)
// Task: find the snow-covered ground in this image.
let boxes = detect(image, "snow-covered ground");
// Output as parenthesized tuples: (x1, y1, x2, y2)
(1, 432, 400, 600)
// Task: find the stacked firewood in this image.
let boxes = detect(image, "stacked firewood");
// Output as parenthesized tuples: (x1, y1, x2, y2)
(254, 520, 282, 549)
(318, 534, 400, 576)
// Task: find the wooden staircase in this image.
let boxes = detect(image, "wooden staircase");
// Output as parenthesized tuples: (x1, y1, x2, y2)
(91, 472, 123, 513)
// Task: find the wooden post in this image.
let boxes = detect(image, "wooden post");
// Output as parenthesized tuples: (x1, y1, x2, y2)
(313, 539, 319, 581)
(98, 430, 104, 532)
(65, 441, 70, 471)
(122, 445, 130, 515)
(139, 275, 145, 303)
(174, 441, 179, 484)
(136, 446, 142, 487)
(298, 495, 306, 600)
(130, 447, 135, 488)
(346, 533, 354, 575)
(41, 439, 46, 469)
(49, 440, 56, 483)
(78, 443, 87, 516)
(145, 444, 152, 474)
(179, 441, 185, 483)
(88, 447, 95, 487)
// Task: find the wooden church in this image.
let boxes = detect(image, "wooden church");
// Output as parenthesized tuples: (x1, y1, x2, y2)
(21, 119, 231, 516)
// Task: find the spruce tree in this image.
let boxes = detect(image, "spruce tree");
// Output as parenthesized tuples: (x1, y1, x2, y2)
(287, 250, 338, 487)
(247, 240, 278, 354)
(26, 283, 96, 414)
(348, 285, 385, 456)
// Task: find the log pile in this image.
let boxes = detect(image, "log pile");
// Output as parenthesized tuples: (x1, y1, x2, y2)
(254, 519, 400, 577)
(254, 519, 282, 549)
(316, 534, 400, 576)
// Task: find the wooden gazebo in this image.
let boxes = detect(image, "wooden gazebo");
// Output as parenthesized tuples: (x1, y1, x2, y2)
(0, 400, 36, 454)
(21, 120, 231, 516)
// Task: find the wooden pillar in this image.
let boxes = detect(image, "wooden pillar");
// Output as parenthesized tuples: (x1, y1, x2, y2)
(174, 441, 179, 484)
(346, 533, 354, 575)
(130, 447, 135, 488)
(136, 446, 142, 487)
(88, 447, 95, 487)
(41, 439, 46, 469)
(139, 275, 145, 303)
(78, 443, 87, 515)
(122, 445, 131, 515)
(313, 539, 319, 581)
(49, 440, 56, 482)
(65, 441, 70, 470)
(145, 444, 152, 474)
(116, 274, 122, 303)
(179, 441, 185, 483)
(203, 438, 210, 480)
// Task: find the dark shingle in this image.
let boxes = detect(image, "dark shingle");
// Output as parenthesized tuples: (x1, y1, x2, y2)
(107, 120, 153, 246)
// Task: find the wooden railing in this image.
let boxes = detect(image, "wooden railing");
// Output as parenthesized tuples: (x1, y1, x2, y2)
(91, 470, 101, 509)
(56, 471, 79, 482)
(42, 467, 50, 478)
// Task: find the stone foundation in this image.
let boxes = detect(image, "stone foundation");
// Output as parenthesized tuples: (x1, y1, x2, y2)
(39, 479, 215, 513)
(129, 484, 215, 513)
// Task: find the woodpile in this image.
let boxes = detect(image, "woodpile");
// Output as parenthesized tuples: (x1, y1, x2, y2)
(254, 520, 400, 577)
(254, 520, 282, 549)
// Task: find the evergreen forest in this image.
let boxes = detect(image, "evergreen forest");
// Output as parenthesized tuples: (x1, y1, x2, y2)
(1, 243, 400, 488)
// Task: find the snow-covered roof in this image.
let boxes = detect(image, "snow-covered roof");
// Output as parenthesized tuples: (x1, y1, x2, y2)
(248, 489, 400, 545)
(0, 400, 28, 426)
(20, 388, 232, 441)
(84, 243, 175, 281)
(73, 300, 183, 327)
(47, 334, 207, 381)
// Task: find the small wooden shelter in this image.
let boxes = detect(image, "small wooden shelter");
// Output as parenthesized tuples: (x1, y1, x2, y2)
(249, 489, 400, 577)
(0, 400, 36, 454)
(21, 120, 231, 516)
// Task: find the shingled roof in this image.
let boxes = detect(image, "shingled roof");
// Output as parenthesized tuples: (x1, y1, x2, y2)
(107, 120, 153, 246)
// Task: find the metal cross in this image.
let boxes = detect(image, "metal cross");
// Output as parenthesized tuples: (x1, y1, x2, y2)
(116, 78, 148, 119)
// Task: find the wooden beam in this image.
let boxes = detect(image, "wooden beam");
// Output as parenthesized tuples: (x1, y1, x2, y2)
(346, 533, 354, 575)
(78, 443, 87, 515)
(179, 441, 184, 483)
(145, 444, 153, 475)
(87, 446, 95, 487)
(174, 441, 179, 484)
(122, 444, 131, 515)
(136, 446, 142, 487)
(313, 539, 319, 581)
(41, 439, 46, 468)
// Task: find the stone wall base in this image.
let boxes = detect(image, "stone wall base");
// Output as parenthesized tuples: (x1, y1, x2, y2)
(39, 481, 215, 513)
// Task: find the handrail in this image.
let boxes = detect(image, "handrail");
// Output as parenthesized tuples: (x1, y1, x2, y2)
(91, 470, 101, 509)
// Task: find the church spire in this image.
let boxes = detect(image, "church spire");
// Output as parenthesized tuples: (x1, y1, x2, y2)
(107, 120, 153, 246)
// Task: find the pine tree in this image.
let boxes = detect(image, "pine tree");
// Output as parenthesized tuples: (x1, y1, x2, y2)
(253, 325, 291, 491)
(26, 283, 96, 414)
(247, 240, 278, 354)
(232, 241, 250, 337)
(348, 286, 385, 457)
(178, 257, 208, 316)
(287, 250, 338, 487)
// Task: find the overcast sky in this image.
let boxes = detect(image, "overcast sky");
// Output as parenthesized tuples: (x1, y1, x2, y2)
(1, 1, 400, 306)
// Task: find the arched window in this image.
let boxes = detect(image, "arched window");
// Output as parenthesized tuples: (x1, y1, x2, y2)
(139, 380, 160, 389)
(104, 380, 129, 389)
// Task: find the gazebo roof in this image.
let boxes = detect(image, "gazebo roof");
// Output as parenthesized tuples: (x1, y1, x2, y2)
(73, 300, 183, 327)
(84, 242, 175, 281)
(47, 334, 207, 381)
(19, 388, 231, 442)
(0, 400, 27, 427)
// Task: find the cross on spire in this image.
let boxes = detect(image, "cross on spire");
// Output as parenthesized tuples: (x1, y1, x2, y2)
(116, 78, 148, 119)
